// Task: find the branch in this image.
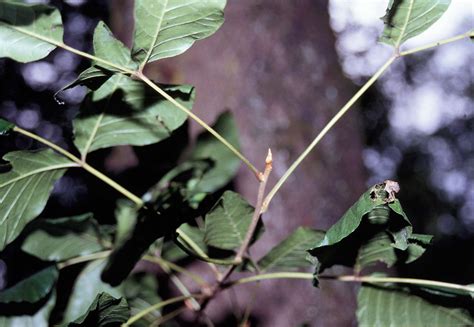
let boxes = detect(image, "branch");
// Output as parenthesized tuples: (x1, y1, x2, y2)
(399, 31, 473, 56)
(262, 56, 396, 212)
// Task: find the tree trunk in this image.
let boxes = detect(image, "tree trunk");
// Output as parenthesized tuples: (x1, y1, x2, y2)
(111, 0, 366, 325)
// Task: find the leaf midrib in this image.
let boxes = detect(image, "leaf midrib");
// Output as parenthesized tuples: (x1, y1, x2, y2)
(0, 163, 77, 189)
(395, 0, 415, 48)
(140, 0, 169, 67)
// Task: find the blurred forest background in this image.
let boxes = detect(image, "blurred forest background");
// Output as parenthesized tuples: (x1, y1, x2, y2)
(0, 0, 472, 326)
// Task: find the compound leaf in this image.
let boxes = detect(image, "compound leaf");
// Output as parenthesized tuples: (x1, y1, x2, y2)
(132, 0, 226, 65)
(0, 149, 75, 250)
(0, 1, 63, 62)
(380, 0, 451, 48)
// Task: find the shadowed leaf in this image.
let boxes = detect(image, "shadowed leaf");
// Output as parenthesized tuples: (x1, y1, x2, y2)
(21, 213, 105, 262)
(73, 74, 193, 156)
(258, 227, 325, 272)
(0, 266, 57, 304)
(68, 292, 130, 327)
(204, 191, 254, 250)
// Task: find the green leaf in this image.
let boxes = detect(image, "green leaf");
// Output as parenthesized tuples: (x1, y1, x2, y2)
(123, 274, 161, 325)
(114, 199, 138, 247)
(355, 232, 432, 271)
(0, 266, 58, 304)
(93, 21, 137, 71)
(357, 283, 474, 326)
(21, 213, 105, 262)
(0, 293, 56, 327)
(309, 182, 426, 274)
(132, 0, 226, 65)
(204, 191, 254, 250)
(63, 260, 123, 323)
(0, 149, 74, 250)
(0, 118, 14, 135)
(0, 2, 63, 63)
(380, 0, 451, 48)
(68, 292, 130, 327)
(312, 183, 388, 249)
(258, 227, 325, 272)
(190, 111, 241, 193)
(73, 74, 193, 156)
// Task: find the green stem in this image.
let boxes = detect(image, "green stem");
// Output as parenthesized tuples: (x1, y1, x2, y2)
(7, 24, 259, 178)
(174, 236, 239, 266)
(57, 250, 112, 269)
(14, 127, 82, 164)
(9, 25, 135, 75)
(400, 31, 473, 56)
(122, 294, 203, 327)
(262, 56, 397, 212)
(142, 255, 208, 286)
(14, 127, 144, 206)
(138, 73, 260, 179)
(324, 275, 474, 294)
(227, 272, 474, 296)
(229, 272, 313, 286)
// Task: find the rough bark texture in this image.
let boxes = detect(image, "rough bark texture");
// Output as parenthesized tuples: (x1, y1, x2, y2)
(111, 0, 366, 325)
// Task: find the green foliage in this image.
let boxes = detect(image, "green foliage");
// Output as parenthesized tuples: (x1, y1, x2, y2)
(0, 149, 74, 250)
(0, 2, 63, 63)
(73, 75, 193, 156)
(0, 0, 469, 325)
(0, 293, 56, 327)
(258, 227, 325, 272)
(0, 266, 58, 304)
(68, 292, 130, 327)
(357, 282, 474, 326)
(63, 260, 123, 323)
(21, 213, 105, 262)
(204, 191, 254, 250)
(190, 111, 241, 193)
(380, 0, 451, 48)
(132, 0, 226, 64)
(0, 118, 14, 135)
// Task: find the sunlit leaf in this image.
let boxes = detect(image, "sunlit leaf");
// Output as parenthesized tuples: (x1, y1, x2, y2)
(258, 227, 325, 272)
(21, 213, 105, 262)
(0, 293, 56, 327)
(132, 0, 226, 65)
(68, 292, 130, 327)
(204, 191, 254, 250)
(380, 0, 451, 48)
(0, 149, 75, 250)
(93, 21, 137, 71)
(0, 118, 14, 136)
(0, 266, 57, 304)
(0, 2, 63, 62)
(73, 74, 193, 156)
(357, 282, 474, 326)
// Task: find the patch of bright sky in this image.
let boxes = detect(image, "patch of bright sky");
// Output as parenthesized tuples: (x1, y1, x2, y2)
(329, 0, 473, 135)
